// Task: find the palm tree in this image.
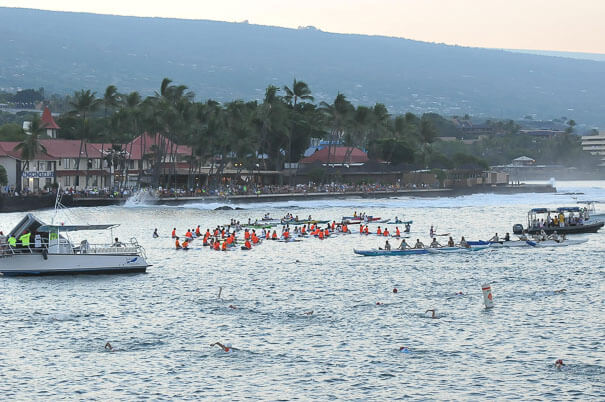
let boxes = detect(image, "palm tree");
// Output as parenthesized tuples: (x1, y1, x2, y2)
(70, 89, 101, 187)
(283, 79, 314, 184)
(320, 93, 354, 178)
(103, 85, 120, 117)
(14, 115, 48, 189)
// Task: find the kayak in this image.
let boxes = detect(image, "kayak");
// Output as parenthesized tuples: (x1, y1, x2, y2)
(354, 248, 428, 256)
(525, 239, 588, 247)
(242, 224, 275, 229)
(426, 245, 489, 253)
(385, 220, 413, 225)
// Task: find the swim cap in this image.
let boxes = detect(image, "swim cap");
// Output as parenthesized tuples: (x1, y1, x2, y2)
(393, 288, 398, 293)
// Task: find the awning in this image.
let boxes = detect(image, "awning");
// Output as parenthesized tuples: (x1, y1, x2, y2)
(37, 224, 119, 232)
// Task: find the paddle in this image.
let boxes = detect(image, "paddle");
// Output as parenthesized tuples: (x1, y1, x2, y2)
(526, 240, 537, 247)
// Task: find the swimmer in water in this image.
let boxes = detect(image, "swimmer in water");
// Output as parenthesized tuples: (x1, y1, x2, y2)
(425, 309, 437, 319)
(228, 305, 237, 309)
(210, 342, 234, 353)
(555, 359, 564, 369)
(104, 342, 114, 351)
(303, 310, 314, 315)
(399, 346, 410, 353)
(554, 289, 567, 294)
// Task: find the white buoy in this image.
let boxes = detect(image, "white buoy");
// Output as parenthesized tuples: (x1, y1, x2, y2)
(482, 283, 494, 309)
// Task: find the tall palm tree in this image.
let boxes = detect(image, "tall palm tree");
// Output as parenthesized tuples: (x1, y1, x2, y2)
(283, 79, 314, 184)
(14, 115, 47, 189)
(320, 93, 354, 177)
(70, 89, 101, 187)
(103, 85, 120, 117)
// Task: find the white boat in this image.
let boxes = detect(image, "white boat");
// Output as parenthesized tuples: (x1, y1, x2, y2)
(525, 238, 588, 248)
(0, 213, 150, 276)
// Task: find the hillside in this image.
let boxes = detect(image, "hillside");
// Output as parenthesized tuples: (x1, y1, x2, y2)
(1, 7, 605, 125)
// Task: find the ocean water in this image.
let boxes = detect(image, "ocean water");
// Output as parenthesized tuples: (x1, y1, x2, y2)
(1, 181, 604, 400)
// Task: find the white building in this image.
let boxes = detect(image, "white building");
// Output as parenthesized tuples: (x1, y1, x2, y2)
(582, 132, 605, 167)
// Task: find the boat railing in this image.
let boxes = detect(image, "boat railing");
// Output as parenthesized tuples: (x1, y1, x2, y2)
(77, 240, 144, 256)
(0, 238, 146, 257)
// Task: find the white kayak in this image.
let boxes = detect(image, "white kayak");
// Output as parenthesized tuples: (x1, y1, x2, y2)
(525, 239, 588, 247)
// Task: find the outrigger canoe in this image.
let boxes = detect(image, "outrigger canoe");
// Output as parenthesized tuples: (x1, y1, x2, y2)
(353, 248, 428, 256)
(426, 245, 489, 254)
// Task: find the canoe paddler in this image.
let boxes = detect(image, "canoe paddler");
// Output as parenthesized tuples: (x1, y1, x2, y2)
(272, 230, 278, 240)
(384, 240, 391, 250)
(360, 224, 364, 234)
(398, 239, 409, 249)
(301, 226, 307, 235)
(318, 230, 324, 240)
(244, 229, 250, 240)
(324, 228, 330, 238)
(414, 239, 425, 249)
(185, 229, 193, 240)
(265, 230, 270, 240)
(252, 233, 259, 244)
(376, 226, 382, 236)
(195, 226, 201, 237)
(175, 237, 182, 249)
(395, 227, 401, 237)
(448, 237, 455, 247)
(331, 221, 336, 230)
(283, 230, 290, 240)
(404, 223, 411, 233)
(459, 236, 469, 248)
(383, 228, 390, 237)
(364, 225, 369, 234)
(171, 228, 176, 238)
(244, 239, 252, 249)
(430, 238, 441, 248)
(221, 241, 228, 251)
(182, 239, 190, 250)
(213, 240, 220, 250)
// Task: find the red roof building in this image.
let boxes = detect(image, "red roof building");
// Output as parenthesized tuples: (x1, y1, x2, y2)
(40, 106, 60, 138)
(300, 146, 369, 164)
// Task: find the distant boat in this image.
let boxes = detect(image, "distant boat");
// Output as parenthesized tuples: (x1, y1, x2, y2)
(513, 207, 604, 235)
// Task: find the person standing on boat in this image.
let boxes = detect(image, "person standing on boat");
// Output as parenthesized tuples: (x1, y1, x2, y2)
(19, 231, 31, 248)
(430, 238, 441, 248)
(7, 235, 17, 248)
(398, 239, 410, 249)
(430, 226, 435, 238)
(414, 239, 425, 249)
(171, 228, 177, 238)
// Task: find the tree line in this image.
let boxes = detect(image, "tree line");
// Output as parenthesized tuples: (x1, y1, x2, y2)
(3, 78, 598, 190)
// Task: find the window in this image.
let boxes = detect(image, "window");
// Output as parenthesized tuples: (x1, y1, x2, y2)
(65, 176, 71, 186)
(47, 161, 53, 171)
(87, 159, 93, 169)
(129, 160, 135, 169)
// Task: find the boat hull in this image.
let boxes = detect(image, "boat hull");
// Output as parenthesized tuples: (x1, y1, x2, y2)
(353, 248, 427, 256)
(0, 253, 150, 276)
(513, 222, 603, 235)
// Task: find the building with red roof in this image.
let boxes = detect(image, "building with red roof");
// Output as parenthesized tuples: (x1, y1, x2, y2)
(40, 106, 60, 138)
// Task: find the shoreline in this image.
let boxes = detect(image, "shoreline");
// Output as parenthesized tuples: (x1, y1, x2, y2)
(0, 184, 555, 212)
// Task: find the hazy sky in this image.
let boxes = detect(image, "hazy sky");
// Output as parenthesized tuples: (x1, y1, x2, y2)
(4, 0, 605, 54)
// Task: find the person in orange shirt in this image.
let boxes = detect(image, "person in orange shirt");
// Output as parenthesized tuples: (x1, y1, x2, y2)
(376, 226, 382, 235)
(360, 224, 364, 234)
(213, 240, 220, 250)
(318, 230, 324, 239)
(324, 228, 330, 238)
(331, 221, 336, 230)
(172, 228, 177, 238)
(395, 227, 401, 237)
(252, 233, 259, 244)
(384, 228, 389, 237)
(244, 229, 250, 240)
(265, 231, 270, 240)
(182, 239, 189, 250)
(214, 228, 219, 237)
(227, 235, 234, 245)
(186, 229, 193, 239)
(272, 230, 278, 240)
(310, 224, 315, 232)
(343, 224, 348, 233)
(175, 236, 182, 249)
(364, 225, 369, 234)
(283, 230, 289, 240)
(195, 226, 201, 237)
(244, 239, 252, 249)
(221, 241, 227, 251)
(301, 225, 307, 235)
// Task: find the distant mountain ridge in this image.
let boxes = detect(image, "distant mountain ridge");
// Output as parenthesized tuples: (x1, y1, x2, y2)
(1, 7, 605, 126)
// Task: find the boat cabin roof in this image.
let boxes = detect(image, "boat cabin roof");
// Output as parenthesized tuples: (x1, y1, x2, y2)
(529, 207, 582, 214)
(37, 224, 119, 233)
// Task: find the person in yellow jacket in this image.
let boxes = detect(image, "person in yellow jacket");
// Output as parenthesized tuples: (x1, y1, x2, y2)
(19, 231, 31, 247)
(8, 235, 17, 247)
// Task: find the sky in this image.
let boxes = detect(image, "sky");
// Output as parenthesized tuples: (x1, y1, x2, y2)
(3, 0, 605, 54)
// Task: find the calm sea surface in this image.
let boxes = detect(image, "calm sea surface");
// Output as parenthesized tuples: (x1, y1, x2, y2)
(1, 181, 604, 400)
